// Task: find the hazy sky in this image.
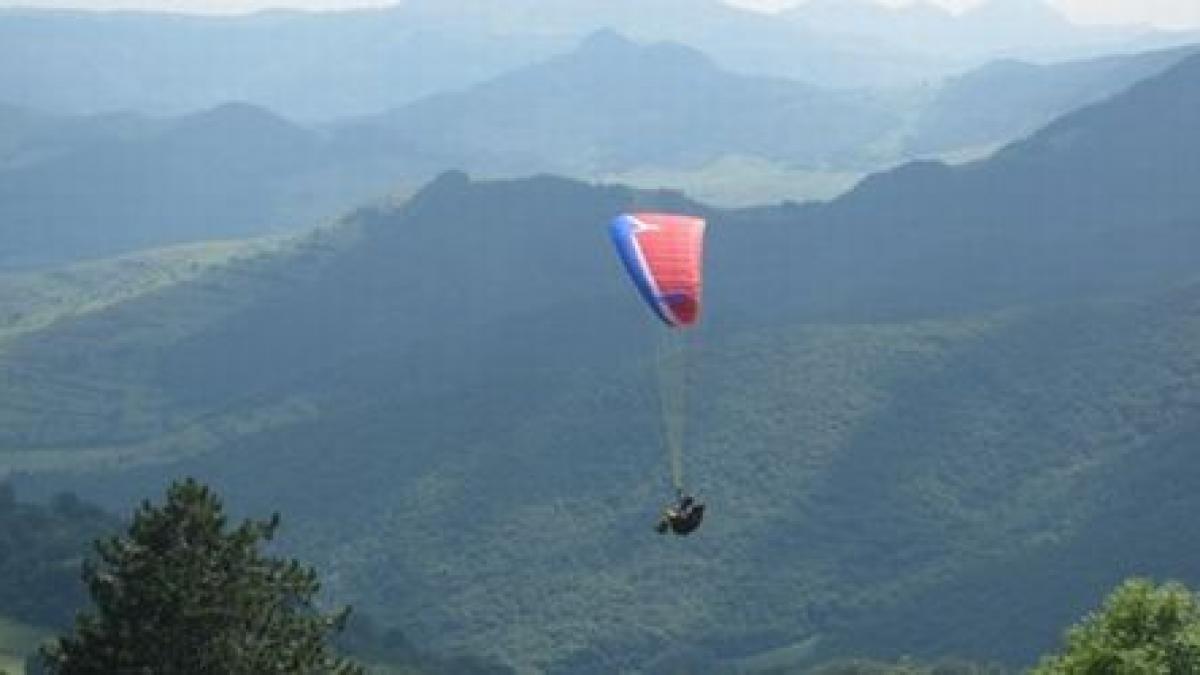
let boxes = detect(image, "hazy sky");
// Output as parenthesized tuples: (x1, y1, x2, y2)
(731, 0, 1200, 29)
(0, 0, 1198, 29)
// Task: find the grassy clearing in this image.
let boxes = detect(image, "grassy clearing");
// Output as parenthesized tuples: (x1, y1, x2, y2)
(0, 235, 291, 348)
(598, 155, 865, 206)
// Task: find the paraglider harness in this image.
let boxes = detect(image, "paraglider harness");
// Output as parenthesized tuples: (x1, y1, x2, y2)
(655, 492, 705, 536)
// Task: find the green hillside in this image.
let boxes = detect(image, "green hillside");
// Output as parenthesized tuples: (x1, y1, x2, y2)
(10, 262, 1200, 671)
(6, 196, 1198, 672)
(0, 237, 285, 344)
(229, 292, 1200, 672)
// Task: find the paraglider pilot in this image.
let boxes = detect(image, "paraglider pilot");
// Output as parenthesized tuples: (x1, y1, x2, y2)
(655, 492, 705, 536)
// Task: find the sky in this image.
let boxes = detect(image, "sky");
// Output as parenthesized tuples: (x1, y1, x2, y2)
(0, 0, 1198, 29)
(731, 0, 1200, 28)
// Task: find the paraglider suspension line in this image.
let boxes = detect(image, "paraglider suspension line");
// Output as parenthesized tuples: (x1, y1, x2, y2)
(656, 330, 687, 492)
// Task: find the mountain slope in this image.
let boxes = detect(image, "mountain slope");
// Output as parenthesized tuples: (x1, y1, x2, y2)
(730, 50, 1200, 323)
(0, 102, 415, 268)
(819, 287, 1200, 666)
(906, 45, 1197, 155)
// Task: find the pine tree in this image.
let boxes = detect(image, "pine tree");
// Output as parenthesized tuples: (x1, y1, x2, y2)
(1032, 578, 1200, 674)
(41, 478, 362, 675)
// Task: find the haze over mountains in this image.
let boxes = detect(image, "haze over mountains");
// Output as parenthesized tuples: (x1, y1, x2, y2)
(0, 0, 1188, 119)
(2, 27, 1194, 270)
(5, 45, 1199, 674)
(784, 0, 1141, 62)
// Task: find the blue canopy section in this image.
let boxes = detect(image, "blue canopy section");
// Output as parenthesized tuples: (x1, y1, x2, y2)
(609, 214, 673, 326)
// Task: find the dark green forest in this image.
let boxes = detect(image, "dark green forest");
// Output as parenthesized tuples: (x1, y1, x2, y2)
(7, 479, 1200, 675)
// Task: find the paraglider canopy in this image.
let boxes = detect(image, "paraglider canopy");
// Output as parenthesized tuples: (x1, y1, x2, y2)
(608, 213, 706, 328)
(608, 211, 709, 534)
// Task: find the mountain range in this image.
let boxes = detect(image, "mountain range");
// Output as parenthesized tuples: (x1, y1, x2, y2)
(4, 31, 1194, 269)
(0, 0, 1185, 120)
(343, 30, 901, 175)
(4, 50, 1200, 673)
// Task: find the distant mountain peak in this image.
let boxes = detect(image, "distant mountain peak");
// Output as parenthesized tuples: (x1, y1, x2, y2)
(567, 28, 715, 72)
(579, 27, 634, 52)
(157, 100, 318, 158)
(171, 101, 301, 136)
(420, 168, 472, 196)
